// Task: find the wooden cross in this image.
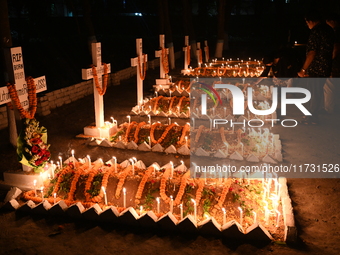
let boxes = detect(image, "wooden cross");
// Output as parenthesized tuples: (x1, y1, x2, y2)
(155, 34, 169, 79)
(204, 40, 210, 63)
(196, 42, 202, 68)
(131, 38, 148, 106)
(82, 42, 111, 129)
(0, 47, 47, 146)
(183, 35, 191, 70)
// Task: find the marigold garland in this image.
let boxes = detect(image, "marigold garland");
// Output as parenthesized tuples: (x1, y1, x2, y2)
(67, 163, 89, 201)
(153, 96, 163, 112)
(157, 123, 176, 144)
(150, 122, 162, 144)
(138, 54, 147, 80)
(195, 179, 205, 204)
(159, 167, 171, 203)
(178, 123, 190, 145)
(186, 46, 191, 66)
(216, 178, 233, 208)
(174, 170, 190, 206)
(135, 166, 154, 199)
(125, 121, 137, 142)
(134, 121, 146, 143)
(84, 161, 104, 201)
(91, 63, 108, 96)
(91, 164, 115, 203)
(115, 165, 132, 199)
(6, 76, 37, 119)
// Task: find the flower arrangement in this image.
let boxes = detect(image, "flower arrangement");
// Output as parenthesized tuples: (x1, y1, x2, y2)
(17, 118, 51, 173)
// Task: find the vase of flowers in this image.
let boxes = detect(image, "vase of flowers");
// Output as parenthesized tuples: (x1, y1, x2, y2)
(17, 118, 51, 173)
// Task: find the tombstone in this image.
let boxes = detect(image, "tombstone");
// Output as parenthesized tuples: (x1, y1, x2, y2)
(204, 40, 210, 63)
(196, 42, 202, 68)
(82, 42, 116, 138)
(131, 38, 148, 106)
(181, 35, 191, 74)
(155, 34, 170, 88)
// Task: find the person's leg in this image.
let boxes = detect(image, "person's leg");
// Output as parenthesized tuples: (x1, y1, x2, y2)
(324, 78, 335, 113)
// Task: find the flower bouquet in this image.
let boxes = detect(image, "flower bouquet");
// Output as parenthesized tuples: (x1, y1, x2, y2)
(17, 118, 51, 173)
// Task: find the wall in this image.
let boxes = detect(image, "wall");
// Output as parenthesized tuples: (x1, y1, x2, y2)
(0, 52, 182, 130)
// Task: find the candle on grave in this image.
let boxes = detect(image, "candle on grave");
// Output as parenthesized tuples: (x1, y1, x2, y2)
(111, 117, 115, 124)
(53, 193, 56, 204)
(275, 209, 281, 227)
(222, 208, 226, 226)
(59, 156, 63, 167)
(223, 107, 226, 117)
(240, 142, 244, 156)
(148, 114, 151, 124)
(191, 117, 195, 128)
(155, 91, 158, 98)
(168, 117, 171, 125)
(87, 155, 91, 167)
(123, 188, 126, 208)
(50, 161, 54, 178)
(253, 211, 257, 223)
(170, 161, 174, 178)
(185, 136, 188, 146)
(127, 115, 131, 125)
(238, 207, 243, 226)
(112, 156, 117, 173)
(71, 149, 75, 163)
(170, 195, 173, 213)
(169, 91, 172, 98)
(102, 186, 108, 205)
(156, 197, 160, 214)
(191, 199, 197, 221)
(130, 159, 135, 175)
(148, 136, 151, 147)
(33, 180, 37, 197)
(140, 205, 143, 216)
(180, 204, 183, 220)
(41, 186, 44, 200)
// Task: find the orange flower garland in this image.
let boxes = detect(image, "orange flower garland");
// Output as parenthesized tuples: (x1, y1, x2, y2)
(195, 179, 205, 204)
(177, 123, 190, 145)
(217, 178, 233, 208)
(91, 63, 108, 96)
(153, 96, 164, 112)
(84, 161, 104, 201)
(115, 165, 132, 199)
(150, 122, 161, 144)
(168, 96, 177, 111)
(186, 46, 191, 66)
(159, 167, 171, 203)
(91, 164, 115, 203)
(138, 54, 147, 80)
(67, 163, 89, 201)
(6, 76, 37, 119)
(157, 123, 176, 144)
(134, 121, 146, 143)
(195, 125, 205, 143)
(161, 48, 169, 74)
(135, 166, 154, 199)
(174, 170, 190, 206)
(52, 164, 75, 195)
(125, 121, 137, 142)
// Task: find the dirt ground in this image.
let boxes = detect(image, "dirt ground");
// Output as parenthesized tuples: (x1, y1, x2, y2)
(0, 65, 340, 255)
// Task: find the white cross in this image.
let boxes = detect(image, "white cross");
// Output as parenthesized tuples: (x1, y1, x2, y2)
(155, 34, 169, 79)
(183, 35, 191, 70)
(82, 42, 111, 128)
(0, 47, 47, 171)
(131, 38, 148, 106)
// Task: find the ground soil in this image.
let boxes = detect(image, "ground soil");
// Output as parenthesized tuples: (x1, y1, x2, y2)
(0, 64, 340, 255)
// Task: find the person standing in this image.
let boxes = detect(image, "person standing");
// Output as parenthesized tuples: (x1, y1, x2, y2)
(297, 10, 334, 124)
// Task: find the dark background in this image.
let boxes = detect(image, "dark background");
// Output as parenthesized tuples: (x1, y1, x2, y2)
(3, 0, 340, 91)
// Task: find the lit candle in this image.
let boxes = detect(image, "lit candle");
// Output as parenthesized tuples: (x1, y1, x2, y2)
(223, 107, 226, 117)
(170, 195, 173, 213)
(222, 207, 226, 226)
(33, 180, 37, 197)
(102, 186, 107, 205)
(59, 156, 63, 167)
(185, 136, 188, 146)
(253, 211, 257, 223)
(71, 149, 74, 159)
(53, 193, 56, 204)
(140, 205, 143, 216)
(180, 204, 183, 220)
(50, 161, 54, 178)
(129, 159, 135, 175)
(168, 117, 171, 125)
(127, 115, 131, 125)
(112, 156, 117, 173)
(191, 199, 197, 221)
(170, 161, 174, 178)
(123, 188, 126, 208)
(238, 207, 243, 226)
(148, 114, 151, 124)
(156, 197, 160, 214)
(86, 156, 93, 169)
(41, 186, 44, 200)
(111, 116, 115, 124)
(148, 136, 151, 147)
(275, 209, 281, 227)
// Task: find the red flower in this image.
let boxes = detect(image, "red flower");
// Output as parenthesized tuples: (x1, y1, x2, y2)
(35, 159, 43, 166)
(31, 145, 39, 154)
(30, 138, 42, 144)
(229, 187, 233, 191)
(151, 179, 156, 184)
(105, 163, 112, 167)
(38, 150, 44, 157)
(234, 180, 238, 184)
(239, 188, 244, 192)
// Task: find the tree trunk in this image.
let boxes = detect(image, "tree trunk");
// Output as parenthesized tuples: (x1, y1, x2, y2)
(0, 0, 17, 147)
